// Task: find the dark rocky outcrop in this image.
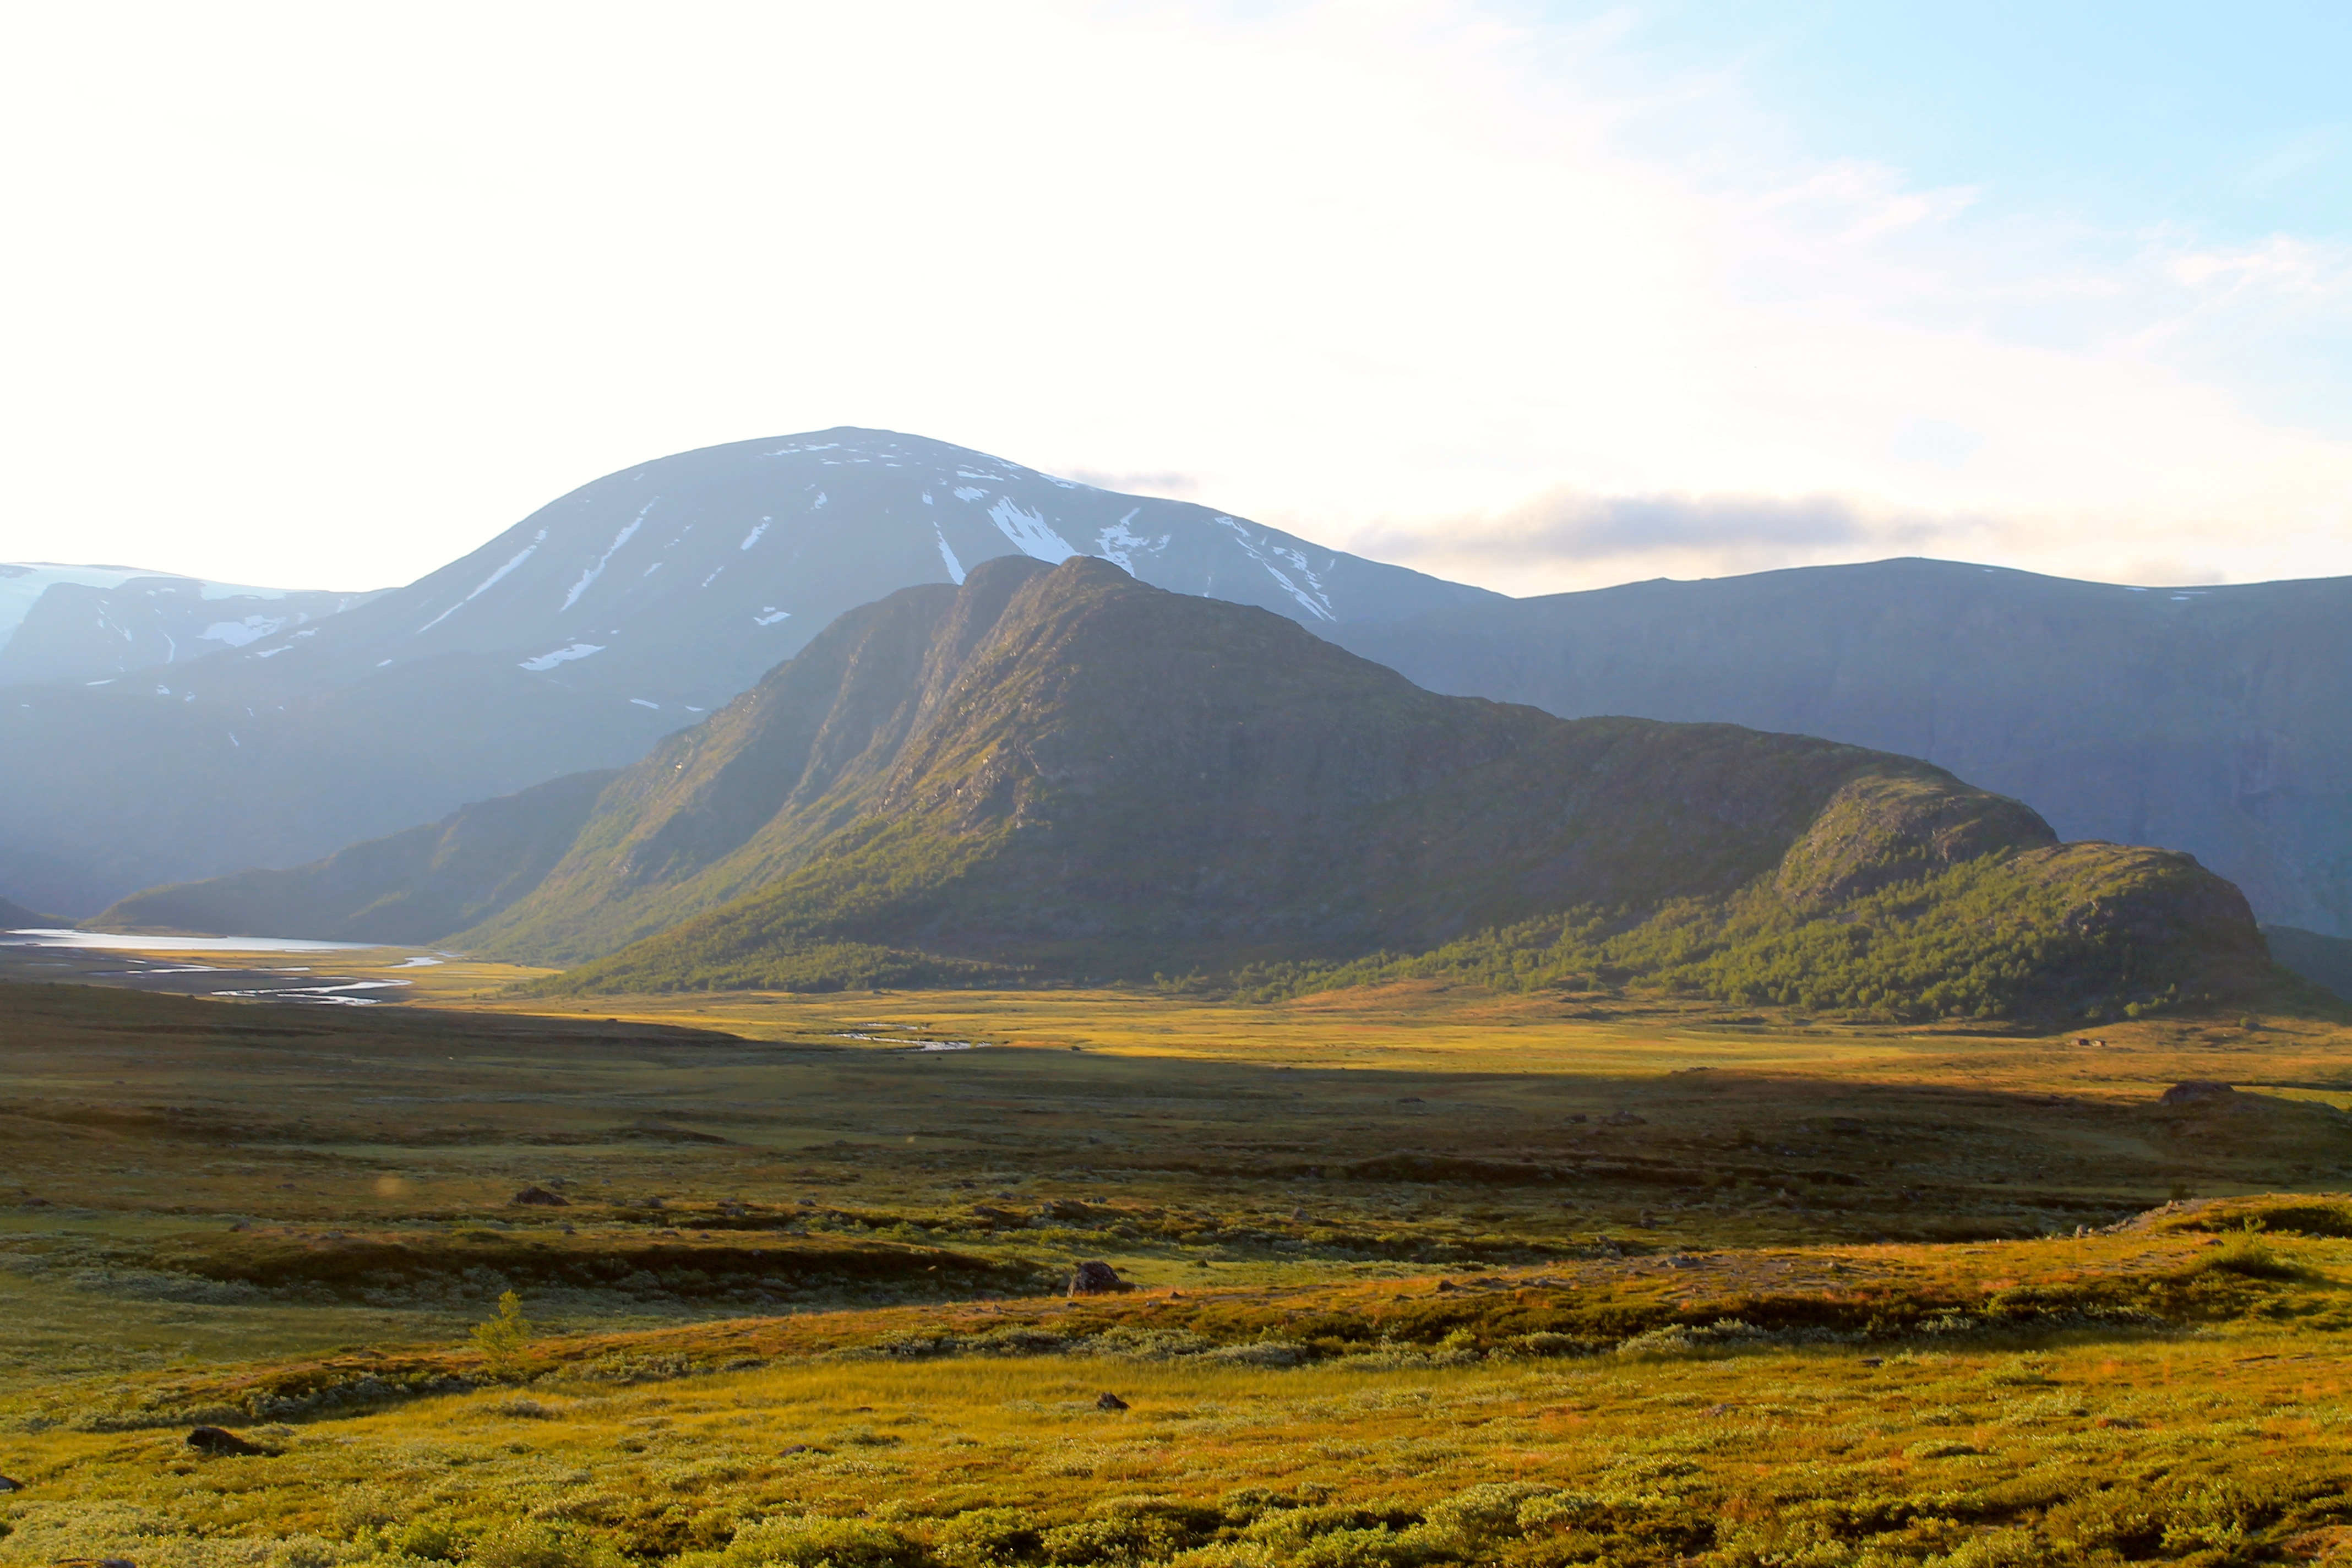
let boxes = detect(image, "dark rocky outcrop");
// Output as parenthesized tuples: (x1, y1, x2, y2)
(187, 1425, 266, 1456)
(1069, 1261, 1126, 1297)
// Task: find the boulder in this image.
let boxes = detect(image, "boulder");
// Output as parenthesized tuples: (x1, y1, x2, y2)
(187, 1425, 266, 1456)
(2160, 1081, 2236, 1105)
(511, 1186, 570, 1207)
(1068, 1260, 1125, 1296)
(0, 1474, 20, 1491)
(1096, 1392, 1130, 1411)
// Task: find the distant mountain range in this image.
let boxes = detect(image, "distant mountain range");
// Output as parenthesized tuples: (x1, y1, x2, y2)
(0, 431, 1489, 914)
(111, 557, 2275, 1022)
(10, 429, 2352, 981)
(0, 563, 374, 687)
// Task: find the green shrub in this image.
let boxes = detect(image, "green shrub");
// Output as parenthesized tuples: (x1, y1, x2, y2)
(932, 1510, 1041, 1568)
(724, 1517, 929, 1568)
(467, 1519, 619, 1568)
(2196, 1222, 2302, 1280)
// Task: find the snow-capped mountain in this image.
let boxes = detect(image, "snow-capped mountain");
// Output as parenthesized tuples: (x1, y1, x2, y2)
(0, 429, 1495, 914)
(221, 428, 1496, 712)
(0, 563, 376, 687)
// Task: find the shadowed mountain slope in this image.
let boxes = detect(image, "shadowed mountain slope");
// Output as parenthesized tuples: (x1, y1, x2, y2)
(436, 557, 2268, 1019)
(2263, 926, 2352, 1004)
(96, 770, 617, 946)
(1327, 559, 2352, 939)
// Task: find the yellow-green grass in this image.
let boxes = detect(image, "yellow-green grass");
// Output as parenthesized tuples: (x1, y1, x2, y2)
(6, 1249, 2352, 1567)
(6, 961, 2352, 1564)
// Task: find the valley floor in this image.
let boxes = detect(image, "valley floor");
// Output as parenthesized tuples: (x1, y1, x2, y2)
(3, 961, 2351, 1565)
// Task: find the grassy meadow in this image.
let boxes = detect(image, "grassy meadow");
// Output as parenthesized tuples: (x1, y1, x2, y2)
(4, 944, 2352, 1565)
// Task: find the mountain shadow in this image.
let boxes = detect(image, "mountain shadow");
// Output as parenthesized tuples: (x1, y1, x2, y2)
(99, 770, 614, 945)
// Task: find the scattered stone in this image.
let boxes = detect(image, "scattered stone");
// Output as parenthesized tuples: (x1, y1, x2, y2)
(780, 1444, 810, 1456)
(1434, 1279, 1458, 1293)
(1096, 1392, 1130, 1411)
(1566, 1114, 1587, 1123)
(512, 1186, 569, 1207)
(187, 1425, 265, 1456)
(1068, 1260, 1125, 1296)
(0, 1474, 20, 1491)
(1859, 1357, 1885, 1368)
(1397, 1096, 1423, 1104)
(1603, 1111, 1646, 1125)
(1699, 1402, 1734, 1416)
(2161, 1081, 2235, 1105)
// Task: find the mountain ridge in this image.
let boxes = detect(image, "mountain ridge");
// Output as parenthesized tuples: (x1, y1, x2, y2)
(107, 556, 2276, 1021)
(1, 430, 1490, 914)
(1327, 557, 2352, 938)
(543, 558, 2268, 1019)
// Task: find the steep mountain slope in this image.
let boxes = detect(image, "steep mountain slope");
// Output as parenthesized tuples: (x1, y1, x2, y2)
(1327, 559, 2352, 938)
(0, 431, 1491, 915)
(0, 897, 61, 929)
(444, 558, 2266, 1019)
(0, 563, 372, 686)
(96, 770, 616, 945)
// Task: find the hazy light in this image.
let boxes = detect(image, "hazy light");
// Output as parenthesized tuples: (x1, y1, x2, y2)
(1, 2, 2345, 595)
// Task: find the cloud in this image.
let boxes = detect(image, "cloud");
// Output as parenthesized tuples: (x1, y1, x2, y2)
(1342, 483, 2262, 598)
(1349, 487, 1954, 593)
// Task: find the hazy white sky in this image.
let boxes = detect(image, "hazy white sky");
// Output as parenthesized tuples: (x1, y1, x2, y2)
(2, 1, 2347, 596)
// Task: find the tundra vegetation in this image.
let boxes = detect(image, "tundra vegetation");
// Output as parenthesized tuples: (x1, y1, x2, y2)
(3, 950, 2352, 1566)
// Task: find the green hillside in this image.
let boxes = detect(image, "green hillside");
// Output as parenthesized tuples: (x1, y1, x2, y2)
(529, 558, 2273, 1020)
(96, 769, 614, 944)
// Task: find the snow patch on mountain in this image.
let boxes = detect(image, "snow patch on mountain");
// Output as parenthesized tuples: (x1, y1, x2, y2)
(520, 643, 606, 671)
(1093, 509, 1169, 576)
(741, 521, 769, 551)
(419, 529, 548, 634)
(934, 527, 966, 585)
(989, 498, 1077, 564)
(562, 505, 654, 612)
(1213, 516, 1336, 622)
(202, 615, 292, 649)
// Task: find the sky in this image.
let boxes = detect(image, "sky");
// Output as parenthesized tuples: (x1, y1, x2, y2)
(1, 1, 2346, 598)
